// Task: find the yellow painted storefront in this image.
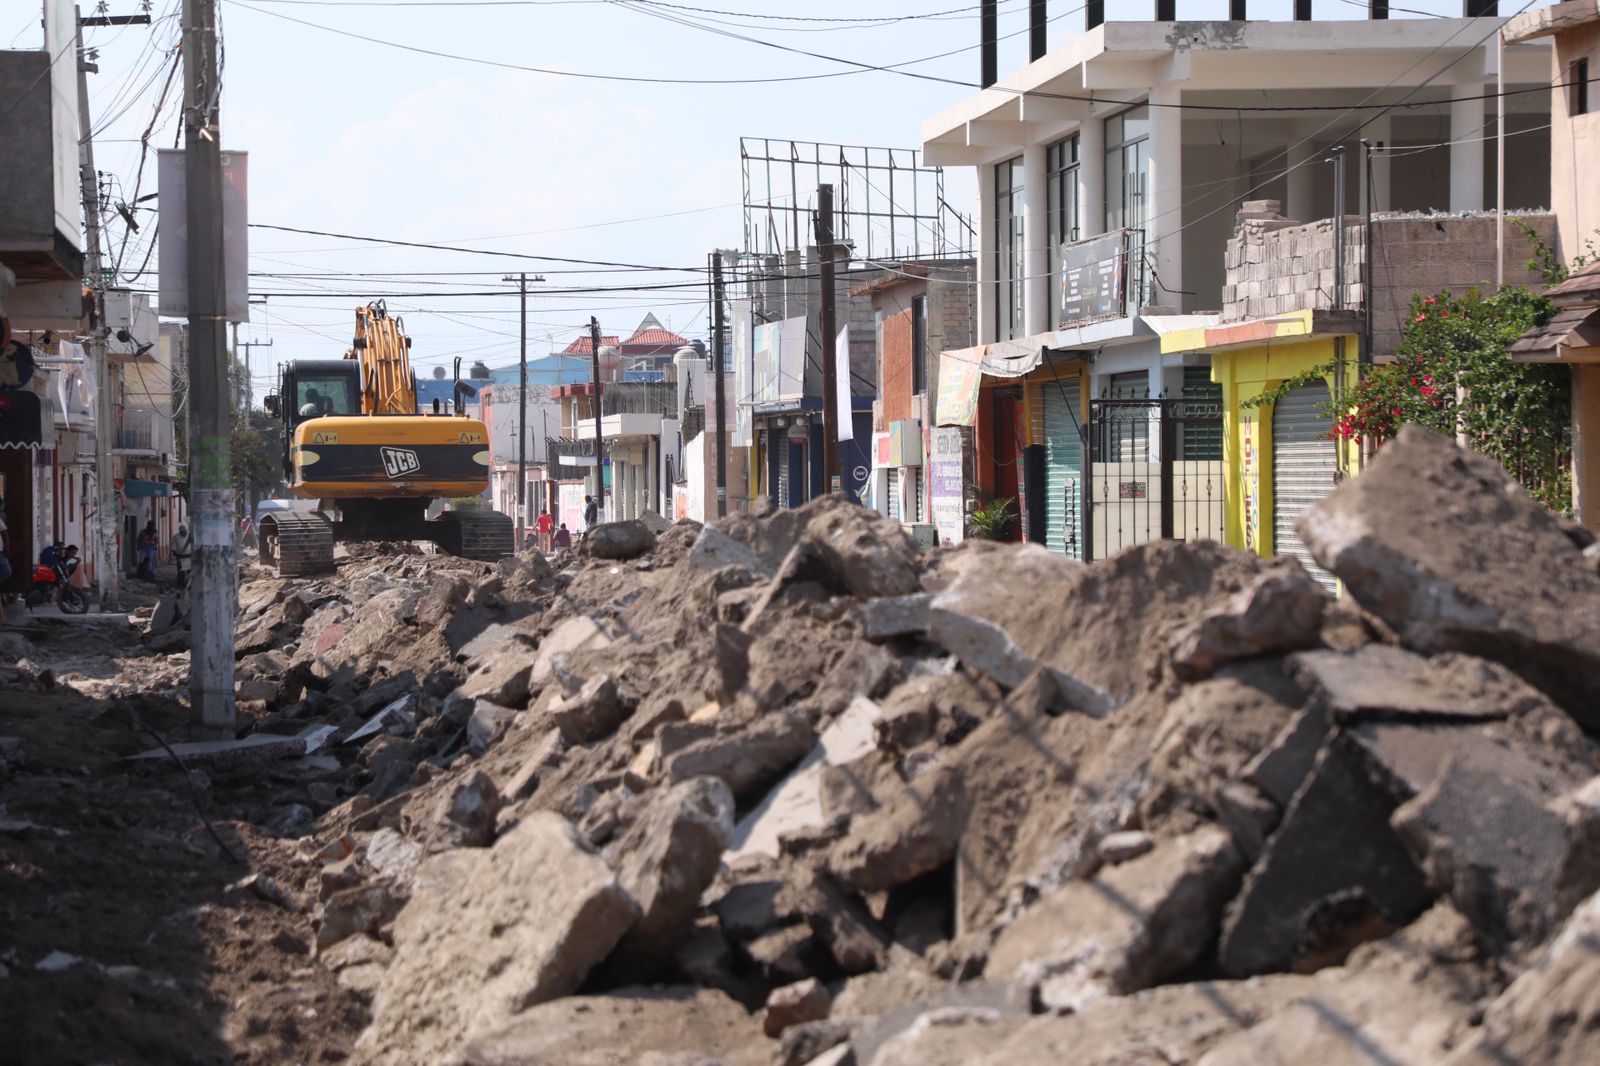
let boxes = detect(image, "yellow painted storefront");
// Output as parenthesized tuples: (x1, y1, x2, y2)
(1160, 310, 1361, 562)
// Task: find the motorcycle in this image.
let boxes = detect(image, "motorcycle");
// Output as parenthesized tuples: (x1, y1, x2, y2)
(26, 561, 88, 614)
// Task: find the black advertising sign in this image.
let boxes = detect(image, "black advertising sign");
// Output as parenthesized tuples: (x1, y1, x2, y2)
(1060, 231, 1125, 325)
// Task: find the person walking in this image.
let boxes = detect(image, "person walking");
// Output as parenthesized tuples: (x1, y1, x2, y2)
(583, 494, 598, 529)
(240, 513, 257, 552)
(535, 507, 554, 552)
(136, 521, 158, 580)
(172, 524, 192, 589)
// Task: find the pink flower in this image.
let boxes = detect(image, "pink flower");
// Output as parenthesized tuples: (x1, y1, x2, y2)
(1414, 313, 1428, 323)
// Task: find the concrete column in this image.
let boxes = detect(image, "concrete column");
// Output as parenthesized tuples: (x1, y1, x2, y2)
(1078, 114, 1106, 239)
(1575, 365, 1600, 533)
(976, 162, 997, 343)
(1286, 137, 1316, 222)
(647, 436, 658, 515)
(1022, 141, 1051, 337)
(1146, 87, 1183, 311)
(1449, 89, 1486, 212)
(1366, 115, 1392, 215)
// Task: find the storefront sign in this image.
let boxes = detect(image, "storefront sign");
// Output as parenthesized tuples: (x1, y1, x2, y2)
(557, 480, 589, 531)
(1241, 416, 1259, 552)
(1060, 231, 1126, 324)
(935, 349, 983, 426)
(928, 426, 965, 545)
(731, 300, 753, 447)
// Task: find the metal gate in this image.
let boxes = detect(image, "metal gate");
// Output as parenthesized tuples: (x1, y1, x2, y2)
(1272, 381, 1338, 591)
(1043, 386, 1084, 559)
(1083, 396, 1226, 562)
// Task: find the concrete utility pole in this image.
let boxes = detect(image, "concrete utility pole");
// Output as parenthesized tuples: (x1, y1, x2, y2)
(75, 11, 133, 605)
(711, 252, 728, 517)
(588, 317, 605, 510)
(504, 272, 529, 544)
(816, 185, 841, 492)
(235, 333, 272, 413)
(182, 0, 235, 728)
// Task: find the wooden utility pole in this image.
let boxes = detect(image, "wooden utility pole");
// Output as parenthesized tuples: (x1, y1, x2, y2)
(182, 0, 235, 728)
(816, 185, 841, 492)
(711, 252, 728, 517)
(588, 317, 605, 511)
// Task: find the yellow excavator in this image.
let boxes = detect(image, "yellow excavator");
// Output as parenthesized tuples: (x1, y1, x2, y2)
(259, 301, 513, 575)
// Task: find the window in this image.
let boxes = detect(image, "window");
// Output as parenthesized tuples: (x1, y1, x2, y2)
(1046, 135, 1081, 329)
(994, 157, 1026, 341)
(294, 378, 358, 421)
(1574, 58, 1591, 117)
(912, 295, 928, 396)
(1104, 106, 1151, 310)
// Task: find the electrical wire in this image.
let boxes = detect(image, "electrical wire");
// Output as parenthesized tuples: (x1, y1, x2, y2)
(249, 223, 710, 271)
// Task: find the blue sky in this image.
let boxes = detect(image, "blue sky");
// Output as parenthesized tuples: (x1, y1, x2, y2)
(13, 0, 1557, 396)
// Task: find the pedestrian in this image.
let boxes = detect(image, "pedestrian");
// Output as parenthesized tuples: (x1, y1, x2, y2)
(552, 523, 572, 551)
(535, 507, 554, 552)
(39, 541, 62, 568)
(240, 513, 256, 551)
(136, 521, 158, 579)
(583, 494, 598, 529)
(172, 524, 192, 589)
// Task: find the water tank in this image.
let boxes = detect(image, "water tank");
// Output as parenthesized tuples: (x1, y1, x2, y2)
(469, 360, 492, 380)
(598, 345, 622, 383)
(431, 366, 447, 379)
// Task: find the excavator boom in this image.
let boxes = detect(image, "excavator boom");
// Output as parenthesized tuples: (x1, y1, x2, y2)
(347, 301, 419, 415)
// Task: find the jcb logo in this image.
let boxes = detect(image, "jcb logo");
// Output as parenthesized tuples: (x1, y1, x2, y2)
(381, 446, 421, 478)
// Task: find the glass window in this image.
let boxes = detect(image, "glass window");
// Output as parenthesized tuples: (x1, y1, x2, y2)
(295, 378, 358, 420)
(994, 157, 1025, 341)
(1046, 134, 1081, 329)
(1575, 59, 1591, 117)
(1104, 105, 1151, 311)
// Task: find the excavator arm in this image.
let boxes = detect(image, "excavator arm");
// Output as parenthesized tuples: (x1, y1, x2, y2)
(346, 300, 419, 415)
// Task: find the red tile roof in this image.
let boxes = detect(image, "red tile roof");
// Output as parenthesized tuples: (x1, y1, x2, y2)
(561, 335, 621, 355)
(623, 327, 688, 349)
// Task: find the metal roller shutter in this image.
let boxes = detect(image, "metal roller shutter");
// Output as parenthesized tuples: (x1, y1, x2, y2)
(777, 460, 791, 511)
(1043, 383, 1084, 560)
(1272, 381, 1338, 592)
(886, 467, 902, 522)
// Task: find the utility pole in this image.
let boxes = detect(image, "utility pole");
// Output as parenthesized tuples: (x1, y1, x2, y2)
(588, 317, 605, 513)
(816, 185, 841, 492)
(182, 0, 235, 729)
(76, 14, 118, 605)
(505, 272, 529, 544)
(236, 335, 273, 413)
(711, 252, 728, 517)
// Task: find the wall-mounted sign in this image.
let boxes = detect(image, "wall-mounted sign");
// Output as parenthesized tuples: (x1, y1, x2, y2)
(1060, 231, 1126, 325)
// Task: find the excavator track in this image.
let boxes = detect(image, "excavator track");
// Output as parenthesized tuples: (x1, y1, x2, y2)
(433, 509, 515, 562)
(259, 512, 336, 577)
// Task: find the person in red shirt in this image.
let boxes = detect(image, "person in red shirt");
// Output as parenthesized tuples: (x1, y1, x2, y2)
(535, 508, 554, 553)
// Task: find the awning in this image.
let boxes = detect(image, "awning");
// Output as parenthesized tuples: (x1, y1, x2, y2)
(0, 389, 45, 449)
(124, 478, 172, 498)
(1508, 307, 1600, 365)
(936, 341, 1047, 427)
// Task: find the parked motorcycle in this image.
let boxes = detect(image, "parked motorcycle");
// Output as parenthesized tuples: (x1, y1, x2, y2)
(25, 561, 87, 614)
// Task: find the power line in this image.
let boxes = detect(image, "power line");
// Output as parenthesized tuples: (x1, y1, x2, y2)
(248, 222, 710, 271)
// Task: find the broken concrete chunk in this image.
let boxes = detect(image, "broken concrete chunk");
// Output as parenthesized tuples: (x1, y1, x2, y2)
(989, 827, 1243, 1012)
(459, 986, 762, 1066)
(369, 811, 641, 1061)
(466, 699, 517, 757)
(849, 981, 1031, 1066)
(585, 519, 657, 560)
(529, 615, 613, 688)
(1296, 425, 1600, 728)
(865, 592, 934, 642)
(662, 712, 815, 801)
(689, 524, 769, 576)
(430, 769, 501, 850)
(126, 732, 311, 767)
(1291, 644, 1544, 724)
(828, 765, 964, 895)
(1220, 739, 1431, 977)
(1169, 564, 1327, 681)
(460, 645, 535, 708)
(548, 674, 626, 745)
(765, 977, 833, 1038)
(456, 621, 537, 663)
(1098, 830, 1155, 865)
(604, 776, 734, 974)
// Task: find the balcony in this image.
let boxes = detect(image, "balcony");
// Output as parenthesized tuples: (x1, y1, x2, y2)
(114, 407, 172, 457)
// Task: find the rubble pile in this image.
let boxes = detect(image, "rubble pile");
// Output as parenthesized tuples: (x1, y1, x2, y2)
(21, 424, 1600, 1065)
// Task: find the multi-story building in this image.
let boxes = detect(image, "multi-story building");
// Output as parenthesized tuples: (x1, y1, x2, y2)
(921, 6, 1552, 562)
(1504, 0, 1600, 531)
